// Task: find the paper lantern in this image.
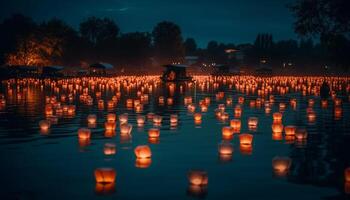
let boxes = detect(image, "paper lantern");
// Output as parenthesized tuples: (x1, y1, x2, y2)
(238, 96, 244, 104)
(200, 104, 208, 112)
(284, 125, 296, 136)
(272, 132, 283, 141)
(307, 111, 316, 123)
(273, 112, 282, 122)
(230, 119, 241, 133)
(279, 103, 286, 111)
(170, 114, 178, 125)
(105, 122, 116, 131)
(104, 143, 116, 155)
(120, 123, 132, 135)
(136, 115, 145, 126)
(194, 113, 202, 123)
(78, 128, 91, 140)
(94, 168, 116, 184)
(272, 156, 292, 177)
(153, 115, 162, 125)
(134, 145, 152, 159)
(188, 170, 208, 186)
(234, 106, 242, 118)
(321, 100, 328, 108)
(308, 99, 315, 107)
(187, 104, 196, 112)
(87, 114, 97, 124)
(248, 117, 258, 127)
(167, 97, 173, 106)
(239, 133, 253, 146)
(334, 107, 342, 119)
(220, 112, 229, 121)
(226, 98, 232, 105)
(158, 96, 164, 104)
(272, 122, 284, 133)
(39, 120, 50, 131)
(106, 113, 116, 122)
(184, 96, 193, 105)
(218, 142, 233, 155)
(222, 126, 233, 139)
(148, 128, 160, 138)
(126, 98, 133, 107)
(119, 113, 128, 124)
(295, 128, 308, 141)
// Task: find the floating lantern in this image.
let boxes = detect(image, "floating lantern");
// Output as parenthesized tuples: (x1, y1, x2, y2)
(321, 100, 328, 108)
(204, 97, 210, 105)
(134, 104, 143, 113)
(248, 117, 258, 128)
(273, 112, 283, 122)
(119, 113, 128, 124)
(136, 115, 145, 126)
(78, 128, 91, 140)
(184, 96, 193, 105)
(249, 100, 255, 108)
(39, 120, 50, 131)
(226, 97, 232, 105)
(194, 113, 202, 123)
(158, 96, 164, 104)
(218, 104, 225, 112)
(188, 170, 208, 186)
(148, 128, 160, 138)
(134, 145, 152, 159)
(105, 122, 116, 131)
(279, 103, 286, 111)
(238, 96, 244, 104)
(104, 143, 116, 155)
(218, 142, 233, 155)
(187, 104, 196, 112)
(290, 98, 297, 109)
(239, 133, 253, 146)
(272, 156, 292, 177)
(170, 114, 178, 125)
(234, 106, 242, 118)
(230, 119, 241, 133)
(307, 111, 316, 123)
(295, 128, 308, 141)
(272, 122, 284, 133)
(167, 97, 173, 106)
(200, 104, 208, 112)
(94, 168, 116, 184)
(334, 107, 342, 120)
(220, 112, 229, 121)
(87, 114, 97, 124)
(107, 114, 116, 123)
(153, 115, 162, 125)
(308, 99, 315, 107)
(120, 123, 132, 135)
(222, 126, 233, 139)
(334, 98, 342, 106)
(147, 112, 155, 120)
(126, 98, 133, 107)
(284, 125, 296, 136)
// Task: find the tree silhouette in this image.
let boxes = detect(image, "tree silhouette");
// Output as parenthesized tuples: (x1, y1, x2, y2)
(184, 38, 197, 55)
(152, 21, 185, 65)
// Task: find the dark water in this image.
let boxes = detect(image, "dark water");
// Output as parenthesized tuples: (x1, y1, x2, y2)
(0, 76, 349, 200)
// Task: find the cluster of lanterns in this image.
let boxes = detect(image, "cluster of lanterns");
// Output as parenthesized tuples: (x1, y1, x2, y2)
(1, 75, 349, 196)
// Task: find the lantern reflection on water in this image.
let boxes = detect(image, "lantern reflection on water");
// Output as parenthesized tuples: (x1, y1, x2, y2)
(272, 122, 284, 133)
(105, 122, 116, 131)
(272, 156, 292, 177)
(284, 125, 296, 136)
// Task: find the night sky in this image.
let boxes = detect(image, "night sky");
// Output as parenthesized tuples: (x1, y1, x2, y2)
(0, 0, 296, 47)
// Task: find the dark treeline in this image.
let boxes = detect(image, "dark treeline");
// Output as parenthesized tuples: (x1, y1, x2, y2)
(0, 0, 349, 73)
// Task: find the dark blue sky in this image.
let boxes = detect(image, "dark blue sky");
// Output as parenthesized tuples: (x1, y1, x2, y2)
(0, 0, 297, 47)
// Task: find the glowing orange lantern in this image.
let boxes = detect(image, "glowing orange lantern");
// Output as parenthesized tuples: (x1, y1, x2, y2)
(148, 128, 160, 138)
(134, 145, 152, 159)
(170, 114, 178, 125)
(239, 133, 253, 146)
(234, 106, 242, 118)
(222, 126, 233, 139)
(295, 128, 308, 141)
(104, 143, 116, 155)
(106, 113, 116, 122)
(284, 125, 296, 136)
(272, 156, 292, 177)
(188, 170, 208, 186)
(120, 123, 132, 135)
(272, 122, 284, 133)
(194, 113, 202, 123)
(105, 122, 116, 131)
(230, 119, 241, 133)
(136, 115, 145, 126)
(78, 128, 91, 140)
(119, 113, 128, 124)
(87, 114, 97, 124)
(94, 168, 116, 184)
(273, 112, 283, 122)
(39, 120, 50, 131)
(248, 117, 258, 127)
(218, 142, 233, 155)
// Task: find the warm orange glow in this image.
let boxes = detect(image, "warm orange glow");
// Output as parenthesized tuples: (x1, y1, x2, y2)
(135, 158, 152, 168)
(95, 182, 115, 195)
(273, 112, 283, 122)
(94, 168, 116, 183)
(170, 114, 178, 126)
(136, 115, 145, 127)
(248, 117, 258, 128)
(345, 168, 350, 182)
(218, 142, 233, 155)
(222, 126, 233, 139)
(284, 125, 296, 136)
(87, 114, 97, 124)
(234, 105, 242, 118)
(272, 156, 292, 177)
(272, 122, 284, 133)
(239, 133, 253, 146)
(134, 145, 152, 159)
(148, 128, 160, 138)
(104, 143, 116, 155)
(105, 122, 116, 131)
(194, 113, 202, 123)
(106, 113, 116, 122)
(119, 113, 128, 124)
(39, 120, 50, 131)
(230, 119, 241, 133)
(295, 128, 308, 141)
(78, 128, 91, 140)
(120, 123, 132, 135)
(188, 170, 208, 186)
